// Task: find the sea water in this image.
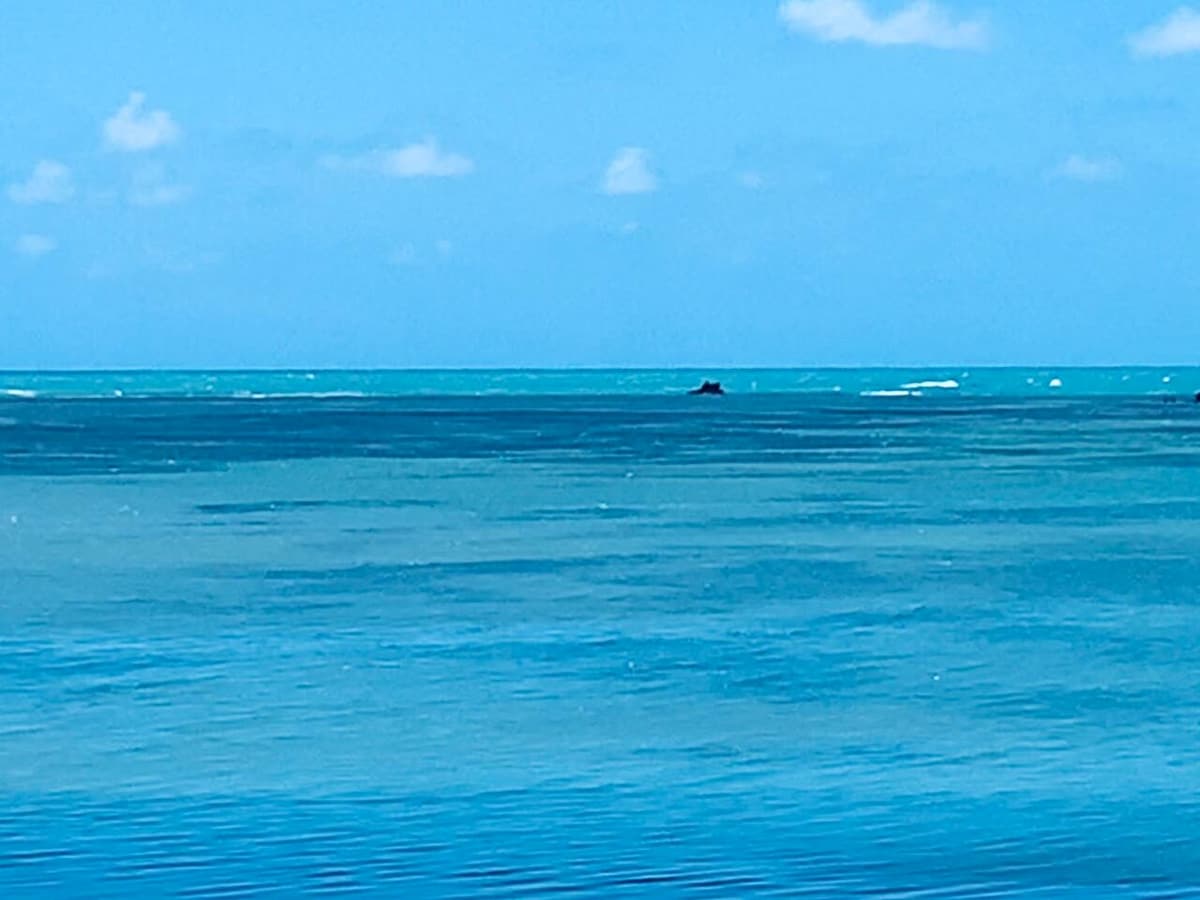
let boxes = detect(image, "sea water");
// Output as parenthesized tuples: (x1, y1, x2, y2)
(2, 370, 1200, 897)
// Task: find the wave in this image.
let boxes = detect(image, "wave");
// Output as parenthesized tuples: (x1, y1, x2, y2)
(900, 380, 960, 390)
(233, 391, 369, 400)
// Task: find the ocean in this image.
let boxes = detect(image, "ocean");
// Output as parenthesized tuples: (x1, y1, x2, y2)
(2, 368, 1200, 898)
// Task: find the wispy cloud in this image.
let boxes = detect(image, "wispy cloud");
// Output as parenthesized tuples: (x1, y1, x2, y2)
(603, 147, 658, 195)
(128, 162, 191, 207)
(778, 0, 988, 50)
(103, 92, 181, 152)
(1129, 7, 1200, 57)
(738, 171, 766, 189)
(1054, 155, 1122, 182)
(322, 139, 474, 178)
(7, 160, 74, 204)
(13, 234, 57, 258)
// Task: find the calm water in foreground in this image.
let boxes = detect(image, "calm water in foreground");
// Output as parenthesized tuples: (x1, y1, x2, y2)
(2, 370, 1200, 897)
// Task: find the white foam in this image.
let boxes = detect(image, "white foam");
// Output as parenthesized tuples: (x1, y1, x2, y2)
(1, 389, 37, 399)
(900, 379, 960, 390)
(1048, 378, 1063, 389)
(246, 391, 367, 400)
(861, 389, 922, 398)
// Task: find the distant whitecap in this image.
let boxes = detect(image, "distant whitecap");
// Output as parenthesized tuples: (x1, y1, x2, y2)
(901, 380, 960, 390)
(1049, 378, 1063, 389)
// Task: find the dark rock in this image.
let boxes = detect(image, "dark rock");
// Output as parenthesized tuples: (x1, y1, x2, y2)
(689, 381, 725, 396)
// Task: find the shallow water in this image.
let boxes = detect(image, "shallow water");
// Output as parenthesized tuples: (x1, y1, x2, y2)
(3, 385, 1200, 897)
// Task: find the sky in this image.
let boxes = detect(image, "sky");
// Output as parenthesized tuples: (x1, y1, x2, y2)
(3, 0, 1200, 369)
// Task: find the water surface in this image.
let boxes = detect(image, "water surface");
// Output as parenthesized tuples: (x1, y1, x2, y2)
(2, 375, 1199, 897)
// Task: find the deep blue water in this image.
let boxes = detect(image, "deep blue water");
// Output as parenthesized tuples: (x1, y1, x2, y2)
(3, 375, 1200, 897)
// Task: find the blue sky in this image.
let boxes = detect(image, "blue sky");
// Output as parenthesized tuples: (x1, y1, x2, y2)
(3, 1, 1200, 368)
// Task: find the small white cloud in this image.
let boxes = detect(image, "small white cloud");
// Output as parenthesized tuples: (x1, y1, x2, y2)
(738, 171, 766, 189)
(1130, 7, 1200, 57)
(103, 92, 181, 152)
(620, 221, 640, 234)
(323, 138, 474, 178)
(779, 0, 987, 50)
(128, 163, 191, 206)
(13, 233, 57, 258)
(7, 160, 74, 204)
(1054, 155, 1122, 182)
(603, 147, 658, 195)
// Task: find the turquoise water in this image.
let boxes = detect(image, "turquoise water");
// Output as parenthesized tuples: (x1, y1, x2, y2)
(2, 366, 1199, 398)
(3, 371, 1200, 897)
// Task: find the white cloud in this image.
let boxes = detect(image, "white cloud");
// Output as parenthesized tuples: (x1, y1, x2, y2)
(1130, 7, 1200, 57)
(1054, 155, 1122, 182)
(323, 139, 474, 178)
(103, 92, 181, 152)
(13, 234, 57, 258)
(7, 160, 74, 204)
(128, 163, 191, 206)
(738, 171, 766, 189)
(603, 147, 658, 195)
(779, 0, 988, 50)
